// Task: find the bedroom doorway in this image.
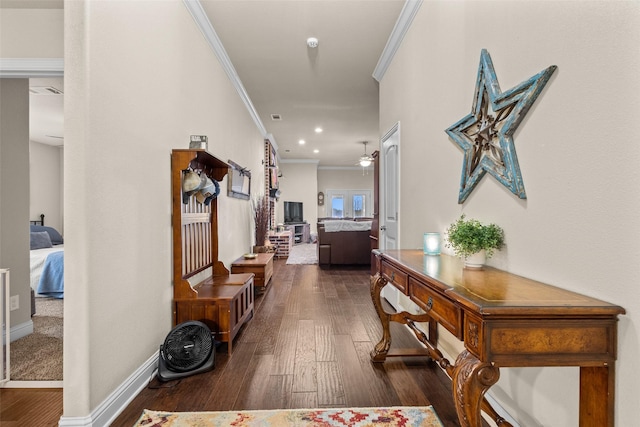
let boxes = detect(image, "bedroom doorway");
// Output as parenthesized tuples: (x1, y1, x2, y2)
(20, 77, 64, 388)
(0, 75, 64, 389)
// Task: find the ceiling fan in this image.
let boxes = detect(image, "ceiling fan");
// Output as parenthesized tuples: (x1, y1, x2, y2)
(357, 141, 374, 168)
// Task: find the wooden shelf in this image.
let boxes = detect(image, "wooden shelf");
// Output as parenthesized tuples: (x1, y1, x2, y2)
(285, 223, 310, 245)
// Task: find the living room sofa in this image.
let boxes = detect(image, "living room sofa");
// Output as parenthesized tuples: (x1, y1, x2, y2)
(317, 219, 372, 266)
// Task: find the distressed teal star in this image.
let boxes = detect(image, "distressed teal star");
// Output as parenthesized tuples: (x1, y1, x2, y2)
(446, 49, 557, 203)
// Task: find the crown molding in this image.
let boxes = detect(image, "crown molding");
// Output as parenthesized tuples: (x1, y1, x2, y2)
(279, 158, 320, 165)
(0, 58, 64, 77)
(372, 0, 422, 82)
(265, 133, 279, 153)
(183, 0, 267, 137)
(318, 165, 370, 171)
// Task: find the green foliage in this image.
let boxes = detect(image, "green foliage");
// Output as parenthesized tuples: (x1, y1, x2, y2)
(445, 215, 504, 258)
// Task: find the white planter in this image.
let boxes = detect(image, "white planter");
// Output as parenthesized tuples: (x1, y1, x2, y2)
(464, 250, 486, 269)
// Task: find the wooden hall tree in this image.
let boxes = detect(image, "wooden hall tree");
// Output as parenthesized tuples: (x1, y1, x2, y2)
(171, 149, 254, 353)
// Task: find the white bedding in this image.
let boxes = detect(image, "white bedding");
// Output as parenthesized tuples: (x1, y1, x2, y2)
(30, 245, 64, 295)
(323, 220, 372, 232)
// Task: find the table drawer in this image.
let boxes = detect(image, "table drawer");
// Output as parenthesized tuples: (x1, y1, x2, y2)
(381, 261, 408, 293)
(409, 277, 462, 338)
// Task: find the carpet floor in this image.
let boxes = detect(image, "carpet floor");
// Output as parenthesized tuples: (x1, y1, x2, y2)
(9, 297, 63, 381)
(134, 406, 444, 427)
(286, 243, 318, 265)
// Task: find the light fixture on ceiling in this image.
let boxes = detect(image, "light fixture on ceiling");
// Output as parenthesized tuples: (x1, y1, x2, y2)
(307, 37, 319, 48)
(358, 141, 373, 168)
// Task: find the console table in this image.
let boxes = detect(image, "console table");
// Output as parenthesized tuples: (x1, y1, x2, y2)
(370, 249, 625, 427)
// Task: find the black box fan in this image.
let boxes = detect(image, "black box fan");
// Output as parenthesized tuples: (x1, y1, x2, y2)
(157, 320, 215, 382)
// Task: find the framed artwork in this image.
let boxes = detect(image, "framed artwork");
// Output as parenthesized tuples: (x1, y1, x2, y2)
(445, 49, 556, 203)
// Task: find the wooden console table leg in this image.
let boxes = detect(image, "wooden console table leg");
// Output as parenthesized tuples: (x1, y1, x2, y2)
(580, 365, 615, 427)
(370, 273, 392, 362)
(452, 350, 500, 427)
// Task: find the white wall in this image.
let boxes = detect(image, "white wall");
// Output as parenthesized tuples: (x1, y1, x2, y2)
(0, 8, 63, 58)
(317, 167, 374, 218)
(0, 79, 31, 331)
(29, 141, 63, 234)
(64, 0, 264, 418)
(276, 161, 318, 233)
(379, 1, 639, 426)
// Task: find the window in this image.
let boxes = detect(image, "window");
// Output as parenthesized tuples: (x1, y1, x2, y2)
(326, 190, 372, 218)
(331, 196, 344, 218)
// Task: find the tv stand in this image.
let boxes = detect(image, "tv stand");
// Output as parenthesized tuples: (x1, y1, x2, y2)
(285, 223, 310, 245)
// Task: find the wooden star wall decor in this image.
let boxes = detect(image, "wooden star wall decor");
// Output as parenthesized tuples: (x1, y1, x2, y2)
(446, 49, 557, 204)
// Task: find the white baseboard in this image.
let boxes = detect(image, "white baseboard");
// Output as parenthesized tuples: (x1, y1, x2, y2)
(58, 351, 159, 427)
(3, 380, 62, 388)
(2, 319, 34, 345)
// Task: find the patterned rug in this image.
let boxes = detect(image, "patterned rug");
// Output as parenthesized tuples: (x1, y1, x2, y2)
(134, 406, 444, 427)
(286, 243, 319, 265)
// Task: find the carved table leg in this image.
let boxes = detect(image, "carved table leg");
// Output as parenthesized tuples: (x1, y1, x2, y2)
(452, 350, 500, 427)
(370, 273, 392, 362)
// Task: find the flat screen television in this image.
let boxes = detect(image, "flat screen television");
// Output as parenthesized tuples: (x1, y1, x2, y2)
(284, 201, 303, 224)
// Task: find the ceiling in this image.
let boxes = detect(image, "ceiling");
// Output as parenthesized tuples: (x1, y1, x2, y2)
(25, 0, 405, 167)
(29, 77, 64, 146)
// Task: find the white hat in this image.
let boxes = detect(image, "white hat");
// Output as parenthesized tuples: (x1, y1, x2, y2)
(182, 170, 206, 204)
(195, 176, 220, 205)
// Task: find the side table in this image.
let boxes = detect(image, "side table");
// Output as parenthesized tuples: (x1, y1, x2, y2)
(231, 252, 274, 291)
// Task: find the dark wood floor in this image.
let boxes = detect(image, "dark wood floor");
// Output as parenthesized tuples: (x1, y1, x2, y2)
(2, 260, 472, 427)
(0, 387, 63, 427)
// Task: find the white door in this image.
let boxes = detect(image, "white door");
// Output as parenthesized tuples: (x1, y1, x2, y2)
(380, 123, 400, 249)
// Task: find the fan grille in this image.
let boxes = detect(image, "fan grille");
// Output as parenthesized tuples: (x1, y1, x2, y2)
(162, 321, 213, 372)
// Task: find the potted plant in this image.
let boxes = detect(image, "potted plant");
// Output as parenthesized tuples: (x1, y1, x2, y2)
(251, 195, 273, 253)
(445, 214, 504, 269)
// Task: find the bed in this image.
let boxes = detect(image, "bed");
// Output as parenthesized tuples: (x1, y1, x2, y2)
(30, 215, 64, 299)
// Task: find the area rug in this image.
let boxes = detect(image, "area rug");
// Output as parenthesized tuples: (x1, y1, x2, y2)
(286, 243, 318, 265)
(134, 406, 443, 427)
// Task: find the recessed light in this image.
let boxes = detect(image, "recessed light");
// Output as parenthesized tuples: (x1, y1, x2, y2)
(313, 149, 319, 154)
(307, 37, 319, 48)
(315, 127, 323, 133)
(298, 139, 306, 145)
